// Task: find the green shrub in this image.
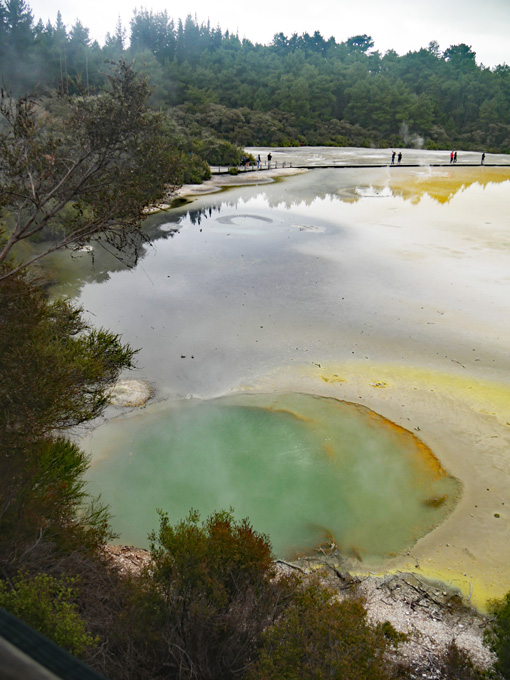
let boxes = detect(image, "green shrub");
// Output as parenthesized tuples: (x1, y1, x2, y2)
(376, 619, 409, 647)
(119, 509, 298, 680)
(192, 136, 244, 166)
(179, 154, 211, 183)
(247, 582, 397, 680)
(0, 571, 98, 656)
(0, 268, 133, 564)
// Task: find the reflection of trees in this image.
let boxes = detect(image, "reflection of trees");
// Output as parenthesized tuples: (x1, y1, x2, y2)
(45, 167, 510, 296)
(200, 168, 510, 209)
(45, 204, 225, 296)
(387, 169, 510, 204)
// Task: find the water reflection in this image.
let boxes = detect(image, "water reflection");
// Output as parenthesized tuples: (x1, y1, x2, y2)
(51, 164, 510, 406)
(47, 166, 510, 298)
(386, 167, 510, 204)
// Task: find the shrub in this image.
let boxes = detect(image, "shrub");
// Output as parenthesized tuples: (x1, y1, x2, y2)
(0, 268, 134, 565)
(118, 509, 298, 680)
(435, 642, 485, 679)
(0, 571, 98, 657)
(247, 582, 397, 680)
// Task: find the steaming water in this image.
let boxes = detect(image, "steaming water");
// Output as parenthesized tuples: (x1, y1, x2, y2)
(53, 154, 510, 561)
(85, 393, 460, 561)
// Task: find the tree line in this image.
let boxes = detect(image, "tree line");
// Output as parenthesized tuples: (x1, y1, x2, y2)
(1, 0, 510, 153)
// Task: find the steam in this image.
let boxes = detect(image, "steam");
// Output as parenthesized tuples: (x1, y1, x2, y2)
(400, 123, 424, 149)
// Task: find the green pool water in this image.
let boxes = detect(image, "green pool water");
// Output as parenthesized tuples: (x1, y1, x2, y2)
(85, 392, 460, 562)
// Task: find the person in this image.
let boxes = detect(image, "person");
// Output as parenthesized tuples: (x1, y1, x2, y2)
(454, 151, 457, 163)
(397, 152, 402, 164)
(481, 152, 485, 165)
(391, 150, 396, 165)
(257, 154, 261, 169)
(450, 151, 454, 164)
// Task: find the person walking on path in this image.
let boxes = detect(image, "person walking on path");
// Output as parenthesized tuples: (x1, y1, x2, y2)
(450, 151, 454, 164)
(454, 151, 457, 163)
(397, 152, 402, 164)
(391, 150, 396, 165)
(481, 152, 486, 165)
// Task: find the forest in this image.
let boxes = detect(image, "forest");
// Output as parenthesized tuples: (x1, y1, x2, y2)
(1, 0, 510, 154)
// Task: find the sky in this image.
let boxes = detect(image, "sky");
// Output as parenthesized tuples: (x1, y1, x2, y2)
(28, 0, 509, 68)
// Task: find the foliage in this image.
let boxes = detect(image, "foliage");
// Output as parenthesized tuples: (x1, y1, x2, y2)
(2, 7, 510, 153)
(0, 266, 134, 563)
(192, 135, 244, 166)
(486, 592, 510, 678)
(0, 570, 98, 656)
(246, 582, 397, 680)
(180, 154, 211, 183)
(114, 509, 298, 680)
(0, 61, 184, 279)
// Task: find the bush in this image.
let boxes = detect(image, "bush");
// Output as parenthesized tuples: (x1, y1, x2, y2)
(118, 509, 298, 680)
(179, 153, 211, 184)
(434, 642, 485, 679)
(247, 582, 397, 680)
(0, 571, 98, 656)
(0, 268, 134, 565)
(192, 136, 244, 166)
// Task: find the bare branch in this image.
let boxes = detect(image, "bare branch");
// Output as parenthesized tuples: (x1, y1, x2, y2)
(0, 61, 181, 279)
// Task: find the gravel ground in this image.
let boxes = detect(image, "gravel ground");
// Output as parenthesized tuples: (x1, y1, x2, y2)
(357, 572, 493, 675)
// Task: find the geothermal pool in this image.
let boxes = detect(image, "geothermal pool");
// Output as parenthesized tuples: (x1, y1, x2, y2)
(85, 392, 460, 560)
(65, 155, 510, 604)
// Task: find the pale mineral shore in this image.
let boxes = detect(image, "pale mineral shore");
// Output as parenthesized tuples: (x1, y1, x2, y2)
(106, 166, 509, 672)
(148, 166, 307, 210)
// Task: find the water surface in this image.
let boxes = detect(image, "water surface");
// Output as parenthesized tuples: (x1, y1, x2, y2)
(85, 392, 460, 561)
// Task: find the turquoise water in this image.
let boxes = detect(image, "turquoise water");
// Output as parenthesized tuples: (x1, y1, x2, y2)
(85, 392, 460, 562)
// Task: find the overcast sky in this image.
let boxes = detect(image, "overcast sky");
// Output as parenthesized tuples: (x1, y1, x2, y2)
(28, 0, 509, 68)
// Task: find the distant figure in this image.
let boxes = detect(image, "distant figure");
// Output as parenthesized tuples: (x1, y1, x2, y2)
(257, 154, 261, 169)
(481, 152, 486, 165)
(397, 152, 402, 164)
(454, 151, 457, 163)
(267, 152, 272, 168)
(450, 151, 454, 164)
(391, 150, 396, 165)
